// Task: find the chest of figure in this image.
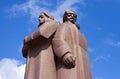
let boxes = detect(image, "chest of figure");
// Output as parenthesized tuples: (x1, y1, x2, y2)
(63, 23, 87, 51)
(64, 24, 80, 46)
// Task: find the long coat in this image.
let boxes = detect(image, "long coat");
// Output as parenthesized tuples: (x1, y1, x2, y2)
(22, 20, 58, 79)
(52, 21, 92, 79)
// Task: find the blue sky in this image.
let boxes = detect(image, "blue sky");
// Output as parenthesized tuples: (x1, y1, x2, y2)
(0, 0, 120, 79)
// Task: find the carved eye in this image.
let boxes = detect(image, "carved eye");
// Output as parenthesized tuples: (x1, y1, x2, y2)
(39, 15, 43, 18)
(67, 13, 76, 18)
(67, 14, 72, 17)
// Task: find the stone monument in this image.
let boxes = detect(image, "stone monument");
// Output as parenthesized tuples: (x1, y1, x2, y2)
(22, 12, 59, 79)
(52, 10, 92, 79)
(22, 10, 92, 79)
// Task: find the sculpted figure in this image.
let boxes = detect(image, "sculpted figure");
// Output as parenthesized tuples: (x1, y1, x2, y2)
(52, 10, 92, 79)
(22, 12, 59, 79)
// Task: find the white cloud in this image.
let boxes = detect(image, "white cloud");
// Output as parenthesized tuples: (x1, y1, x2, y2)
(9, 0, 45, 22)
(0, 58, 25, 79)
(18, 43, 23, 53)
(93, 55, 110, 63)
(105, 40, 120, 47)
(50, 0, 84, 21)
(9, 0, 85, 22)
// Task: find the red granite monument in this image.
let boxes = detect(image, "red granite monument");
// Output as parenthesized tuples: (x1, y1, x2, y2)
(22, 10, 92, 79)
(52, 10, 92, 79)
(22, 12, 59, 79)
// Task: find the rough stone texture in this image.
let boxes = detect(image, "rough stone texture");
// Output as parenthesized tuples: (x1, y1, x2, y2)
(52, 22, 92, 79)
(22, 20, 58, 79)
(22, 10, 92, 79)
(52, 10, 92, 79)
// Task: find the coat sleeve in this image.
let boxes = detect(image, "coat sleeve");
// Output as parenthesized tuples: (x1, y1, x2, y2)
(22, 44, 30, 58)
(24, 29, 40, 45)
(52, 25, 71, 58)
(24, 21, 58, 45)
(40, 21, 58, 39)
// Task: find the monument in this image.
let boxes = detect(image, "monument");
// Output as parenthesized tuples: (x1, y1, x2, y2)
(52, 10, 92, 79)
(22, 12, 59, 79)
(22, 10, 92, 79)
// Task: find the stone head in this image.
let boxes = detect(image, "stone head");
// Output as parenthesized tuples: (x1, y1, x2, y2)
(63, 10, 77, 23)
(38, 12, 54, 25)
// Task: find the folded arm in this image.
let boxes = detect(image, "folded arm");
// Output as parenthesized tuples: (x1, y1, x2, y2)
(52, 25, 75, 68)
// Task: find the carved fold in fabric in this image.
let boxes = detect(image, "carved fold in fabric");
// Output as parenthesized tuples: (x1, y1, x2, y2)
(52, 24, 72, 58)
(40, 21, 58, 39)
(52, 40, 71, 58)
(22, 44, 30, 58)
(52, 22, 91, 79)
(79, 32, 87, 51)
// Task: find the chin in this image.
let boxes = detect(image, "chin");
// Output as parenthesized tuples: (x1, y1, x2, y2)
(70, 20, 75, 23)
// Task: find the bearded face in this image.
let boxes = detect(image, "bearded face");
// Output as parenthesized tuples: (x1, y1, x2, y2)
(63, 10, 77, 23)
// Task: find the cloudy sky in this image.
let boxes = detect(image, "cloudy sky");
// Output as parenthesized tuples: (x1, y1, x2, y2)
(0, 0, 120, 79)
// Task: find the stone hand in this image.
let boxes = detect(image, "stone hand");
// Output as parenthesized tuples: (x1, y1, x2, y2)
(62, 53, 76, 68)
